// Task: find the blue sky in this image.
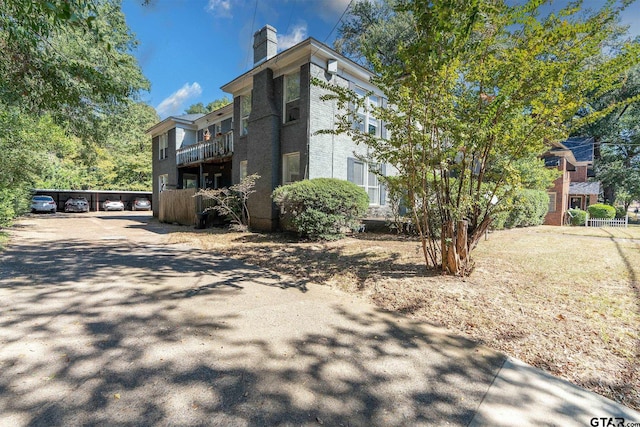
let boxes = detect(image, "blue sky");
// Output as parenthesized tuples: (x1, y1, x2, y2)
(122, 0, 640, 119)
(122, 0, 351, 118)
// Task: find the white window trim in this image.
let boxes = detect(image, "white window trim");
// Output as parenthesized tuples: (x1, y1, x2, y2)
(240, 93, 251, 136)
(350, 158, 385, 206)
(159, 133, 168, 160)
(354, 87, 380, 137)
(282, 152, 300, 184)
(239, 160, 248, 181)
(159, 174, 168, 192)
(548, 192, 557, 213)
(283, 71, 301, 123)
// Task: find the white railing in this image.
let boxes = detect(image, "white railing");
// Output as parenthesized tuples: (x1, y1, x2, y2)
(586, 213, 628, 228)
(176, 131, 233, 166)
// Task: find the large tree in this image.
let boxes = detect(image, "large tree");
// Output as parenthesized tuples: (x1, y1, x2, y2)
(185, 97, 232, 115)
(322, 0, 640, 275)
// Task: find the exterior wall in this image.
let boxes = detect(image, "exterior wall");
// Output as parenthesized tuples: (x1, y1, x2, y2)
(246, 67, 281, 231)
(569, 165, 588, 182)
(152, 129, 180, 217)
(544, 159, 570, 226)
(232, 95, 249, 184)
(308, 63, 369, 181)
(279, 64, 309, 181)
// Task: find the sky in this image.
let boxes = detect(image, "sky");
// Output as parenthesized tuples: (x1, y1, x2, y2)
(121, 0, 640, 120)
(122, 0, 351, 118)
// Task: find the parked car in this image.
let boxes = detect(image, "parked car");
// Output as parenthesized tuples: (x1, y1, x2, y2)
(102, 199, 125, 211)
(31, 196, 57, 213)
(64, 197, 89, 213)
(131, 197, 151, 211)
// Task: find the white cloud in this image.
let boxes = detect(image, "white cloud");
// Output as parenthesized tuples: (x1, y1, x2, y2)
(156, 82, 202, 118)
(278, 23, 308, 51)
(206, 0, 233, 18)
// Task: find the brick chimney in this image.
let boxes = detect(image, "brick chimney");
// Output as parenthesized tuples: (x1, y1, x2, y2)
(253, 25, 277, 65)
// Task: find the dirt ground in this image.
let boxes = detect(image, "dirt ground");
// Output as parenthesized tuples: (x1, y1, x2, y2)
(167, 224, 640, 411)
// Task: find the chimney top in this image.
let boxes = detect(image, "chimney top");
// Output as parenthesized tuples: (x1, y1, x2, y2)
(253, 25, 277, 65)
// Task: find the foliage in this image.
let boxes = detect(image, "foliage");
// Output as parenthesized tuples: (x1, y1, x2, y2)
(323, 0, 640, 275)
(272, 178, 369, 240)
(493, 189, 548, 229)
(185, 97, 232, 114)
(334, 0, 415, 69)
(615, 206, 628, 219)
(588, 203, 616, 219)
(196, 174, 259, 231)
(568, 208, 587, 226)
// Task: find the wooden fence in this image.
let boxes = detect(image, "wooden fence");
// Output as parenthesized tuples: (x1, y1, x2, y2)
(158, 188, 197, 225)
(586, 214, 628, 228)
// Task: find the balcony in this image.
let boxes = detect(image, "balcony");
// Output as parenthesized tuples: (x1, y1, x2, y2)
(176, 131, 233, 166)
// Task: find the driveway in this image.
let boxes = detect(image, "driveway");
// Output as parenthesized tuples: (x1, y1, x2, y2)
(0, 213, 638, 426)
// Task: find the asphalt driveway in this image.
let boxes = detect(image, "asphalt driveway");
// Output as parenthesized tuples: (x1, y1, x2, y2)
(0, 213, 638, 426)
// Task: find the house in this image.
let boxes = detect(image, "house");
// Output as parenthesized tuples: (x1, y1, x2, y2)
(148, 25, 391, 230)
(542, 136, 600, 225)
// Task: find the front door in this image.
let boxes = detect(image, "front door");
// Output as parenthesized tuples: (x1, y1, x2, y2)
(569, 196, 583, 210)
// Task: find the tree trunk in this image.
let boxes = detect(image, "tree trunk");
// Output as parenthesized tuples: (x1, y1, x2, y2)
(441, 220, 470, 276)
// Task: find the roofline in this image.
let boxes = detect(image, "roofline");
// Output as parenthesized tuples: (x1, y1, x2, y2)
(35, 189, 152, 194)
(146, 115, 199, 135)
(221, 37, 375, 94)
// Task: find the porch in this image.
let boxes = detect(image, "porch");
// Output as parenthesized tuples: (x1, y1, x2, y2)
(177, 131, 233, 166)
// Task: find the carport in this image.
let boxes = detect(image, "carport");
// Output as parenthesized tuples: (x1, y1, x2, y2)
(33, 189, 152, 212)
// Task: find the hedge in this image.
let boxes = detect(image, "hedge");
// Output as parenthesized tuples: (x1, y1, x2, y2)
(587, 203, 616, 219)
(272, 178, 369, 240)
(568, 208, 587, 226)
(493, 189, 549, 229)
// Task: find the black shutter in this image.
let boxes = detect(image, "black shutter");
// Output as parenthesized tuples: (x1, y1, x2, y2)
(347, 157, 354, 183)
(380, 163, 387, 205)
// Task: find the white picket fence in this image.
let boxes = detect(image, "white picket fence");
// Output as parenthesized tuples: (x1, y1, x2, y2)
(585, 213, 628, 228)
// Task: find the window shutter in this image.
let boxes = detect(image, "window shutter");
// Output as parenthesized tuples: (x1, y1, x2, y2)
(347, 157, 354, 183)
(379, 163, 387, 205)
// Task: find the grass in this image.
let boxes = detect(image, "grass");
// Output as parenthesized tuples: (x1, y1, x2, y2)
(167, 224, 640, 410)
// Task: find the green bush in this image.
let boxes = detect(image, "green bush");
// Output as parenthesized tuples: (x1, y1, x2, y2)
(272, 178, 370, 240)
(492, 189, 549, 229)
(615, 206, 628, 219)
(587, 203, 616, 219)
(568, 208, 586, 226)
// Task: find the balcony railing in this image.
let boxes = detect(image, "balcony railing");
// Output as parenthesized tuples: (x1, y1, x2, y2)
(176, 131, 233, 166)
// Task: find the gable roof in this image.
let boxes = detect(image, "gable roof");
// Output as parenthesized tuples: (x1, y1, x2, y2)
(562, 137, 595, 163)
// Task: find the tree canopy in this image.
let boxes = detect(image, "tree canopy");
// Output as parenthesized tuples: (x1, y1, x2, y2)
(185, 97, 232, 114)
(324, 0, 640, 275)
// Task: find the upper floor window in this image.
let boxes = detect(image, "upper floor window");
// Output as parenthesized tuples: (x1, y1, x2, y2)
(240, 93, 251, 136)
(353, 86, 380, 136)
(282, 152, 300, 184)
(159, 133, 168, 160)
(284, 70, 300, 123)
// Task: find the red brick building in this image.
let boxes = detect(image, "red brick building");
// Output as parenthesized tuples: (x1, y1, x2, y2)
(542, 137, 600, 226)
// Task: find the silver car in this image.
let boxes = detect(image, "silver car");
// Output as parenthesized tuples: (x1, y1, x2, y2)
(31, 196, 57, 213)
(64, 197, 89, 213)
(102, 200, 124, 211)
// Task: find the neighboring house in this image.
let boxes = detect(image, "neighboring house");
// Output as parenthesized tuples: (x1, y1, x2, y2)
(542, 136, 600, 225)
(148, 25, 392, 230)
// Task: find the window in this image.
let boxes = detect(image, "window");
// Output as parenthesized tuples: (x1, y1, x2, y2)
(240, 93, 251, 136)
(159, 174, 168, 192)
(183, 173, 197, 189)
(239, 160, 248, 181)
(548, 192, 556, 213)
(282, 152, 300, 184)
(284, 71, 300, 123)
(353, 87, 380, 136)
(348, 158, 386, 205)
(159, 133, 168, 160)
(214, 173, 222, 189)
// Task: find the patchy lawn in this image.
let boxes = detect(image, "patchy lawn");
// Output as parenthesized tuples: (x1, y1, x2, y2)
(0, 231, 8, 251)
(167, 225, 640, 410)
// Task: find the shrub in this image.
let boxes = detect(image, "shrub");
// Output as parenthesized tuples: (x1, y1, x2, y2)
(587, 203, 616, 219)
(615, 206, 627, 219)
(568, 208, 586, 226)
(272, 178, 369, 240)
(492, 189, 549, 229)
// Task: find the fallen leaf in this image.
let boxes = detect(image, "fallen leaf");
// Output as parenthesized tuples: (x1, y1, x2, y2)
(114, 393, 120, 400)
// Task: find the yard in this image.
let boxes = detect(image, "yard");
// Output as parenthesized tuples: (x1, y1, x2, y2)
(168, 225, 640, 410)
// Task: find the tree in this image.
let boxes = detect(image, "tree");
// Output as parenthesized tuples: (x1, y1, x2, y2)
(185, 97, 232, 114)
(321, 0, 640, 275)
